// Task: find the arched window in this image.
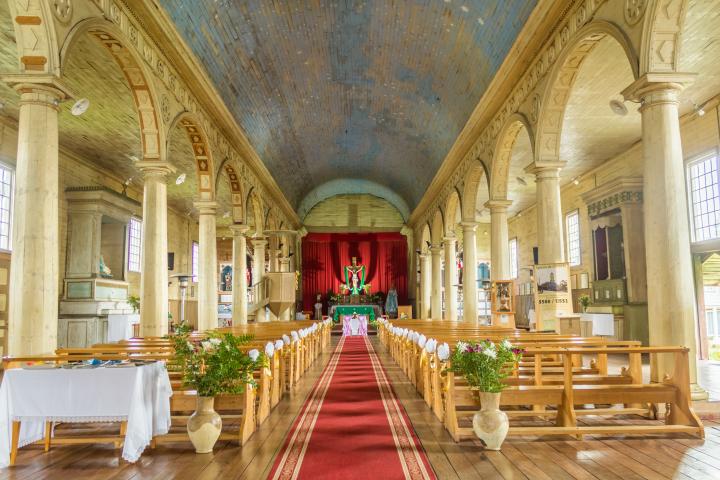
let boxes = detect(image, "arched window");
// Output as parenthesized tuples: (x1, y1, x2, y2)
(0, 163, 14, 252)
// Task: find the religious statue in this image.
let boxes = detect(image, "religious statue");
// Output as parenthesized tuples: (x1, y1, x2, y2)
(341, 257, 366, 295)
(314, 294, 323, 320)
(220, 265, 233, 291)
(99, 255, 112, 279)
(385, 284, 398, 318)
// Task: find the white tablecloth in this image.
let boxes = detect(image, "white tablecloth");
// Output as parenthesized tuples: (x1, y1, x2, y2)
(0, 362, 172, 466)
(342, 316, 368, 336)
(580, 313, 615, 336)
(107, 314, 140, 342)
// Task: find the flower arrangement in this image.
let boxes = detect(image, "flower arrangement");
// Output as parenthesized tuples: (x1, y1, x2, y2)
(170, 323, 264, 397)
(578, 294, 591, 312)
(447, 339, 523, 393)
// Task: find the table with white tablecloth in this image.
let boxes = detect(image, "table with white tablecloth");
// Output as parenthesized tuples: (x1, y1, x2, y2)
(0, 362, 172, 467)
(107, 314, 140, 342)
(580, 313, 615, 336)
(342, 315, 368, 336)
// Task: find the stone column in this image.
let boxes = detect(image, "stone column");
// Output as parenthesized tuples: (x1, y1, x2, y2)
(486, 200, 512, 280)
(136, 161, 174, 337)
(251, 238, 268, 322)
(430, 244, 443, 319)
(623, 73, 704, 395)
(195, 201, 218, 332)
(230, 225, 249, 325)
(420, 253, 432, 319)
(443, 236, 458, 320)
(461, 222, 478, 322)
(5, 80, 70, 355)
(526, 163, 566, 264)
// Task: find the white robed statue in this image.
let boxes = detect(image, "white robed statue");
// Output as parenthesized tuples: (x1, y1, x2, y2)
(385, 285, 398, 318)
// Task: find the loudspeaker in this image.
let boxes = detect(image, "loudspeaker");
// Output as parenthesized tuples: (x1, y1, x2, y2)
(168, 252, 175, 271)
(533, 247, 539, 265)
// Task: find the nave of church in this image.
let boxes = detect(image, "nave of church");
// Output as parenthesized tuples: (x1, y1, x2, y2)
(0, 0, 719, 478)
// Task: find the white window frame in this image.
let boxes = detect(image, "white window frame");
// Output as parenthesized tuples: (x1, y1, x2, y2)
(127, 217, 142, 272)
(0, 163, 14, 252)
(509, 237, 518, 279)
(191, 241, 200, 282)
(686, 150, 720, 243)
(565, 209, 581, 267)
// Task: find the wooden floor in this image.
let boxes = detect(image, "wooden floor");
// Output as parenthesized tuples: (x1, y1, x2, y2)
(2, 337, 720, 479)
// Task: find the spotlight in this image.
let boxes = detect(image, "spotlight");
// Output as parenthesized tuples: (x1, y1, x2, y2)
(516, 176, 527, 186)
(127, 154, 140, 162)
(572, 177, 580, 185)
(175, 173, 186, 185)
(71, 98, 90, 116)
(694, 103, 706, 117)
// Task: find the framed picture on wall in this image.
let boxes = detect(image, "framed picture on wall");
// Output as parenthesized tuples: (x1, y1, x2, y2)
(579, 272, 589, 289)
(219, 263, 233, 292)
(491, 280, 514, 314)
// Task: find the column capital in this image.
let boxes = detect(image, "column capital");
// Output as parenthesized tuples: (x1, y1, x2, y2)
(622, 72, 696, 104)
(524, 161, 564, 177)
(460, 221, 478, 232)
(442, 235, 457, 245)
(484, 199, 513, 212)
(2, 74, 74, 106)
(194, 200, 218, 216)
(229, 224, 250, 236)
(429, 244, 443, 255)
(251, 237, 268, 248)
(137, 160, 175, 178)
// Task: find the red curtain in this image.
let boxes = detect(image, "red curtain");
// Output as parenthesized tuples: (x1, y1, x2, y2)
(302, 233, 408, 311)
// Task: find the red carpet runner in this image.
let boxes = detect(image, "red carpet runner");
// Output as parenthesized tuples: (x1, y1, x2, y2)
(269, 336, 436, 480)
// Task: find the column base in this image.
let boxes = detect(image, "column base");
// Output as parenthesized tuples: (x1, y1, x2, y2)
(691, 383, 710, 401)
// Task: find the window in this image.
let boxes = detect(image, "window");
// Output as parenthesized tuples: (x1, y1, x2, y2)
(191, 241, 199, 282)
(127, 218, 142, 272)
(509, 238, 518, 279)
(566, 210, 581, 266)
(687, 152, 720, 242)
(0, 164, 13, 251)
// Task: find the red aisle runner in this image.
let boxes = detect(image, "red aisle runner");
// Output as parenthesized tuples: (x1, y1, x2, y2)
(268, 336, 436, 480)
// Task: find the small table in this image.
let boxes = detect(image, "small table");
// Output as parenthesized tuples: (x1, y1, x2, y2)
(0, 362, 172, 467)
(342, 316, 368, 336)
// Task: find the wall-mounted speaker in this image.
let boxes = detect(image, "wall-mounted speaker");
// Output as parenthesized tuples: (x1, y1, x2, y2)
(168, 252, 175, 271)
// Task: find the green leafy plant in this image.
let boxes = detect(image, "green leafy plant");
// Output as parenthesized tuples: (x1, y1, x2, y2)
(578, 294, 591, 312)
(170, 323, 264, 397)
(127, 295, 140, 313)
(446, 339, 523, 393)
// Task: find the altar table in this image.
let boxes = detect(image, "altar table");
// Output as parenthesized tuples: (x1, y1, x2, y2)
(330, 305, 380, 322)
(0, 362, 172, 467)
(107, 314, 140, 342)
(342, 316, 368, 336)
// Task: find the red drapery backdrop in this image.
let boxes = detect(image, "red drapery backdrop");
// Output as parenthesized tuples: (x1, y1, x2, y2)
(301, 232, 408, 311)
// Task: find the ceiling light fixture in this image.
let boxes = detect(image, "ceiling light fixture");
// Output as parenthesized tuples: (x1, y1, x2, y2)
(609, 99, 628, 116)
(516, 176, 527, 186)
(71, 98, 90, 116)
(175, 173, 186, 185)
(694, 103, 706, 117)
(127, 154, 140, 162)
(572, 176, 580, 185)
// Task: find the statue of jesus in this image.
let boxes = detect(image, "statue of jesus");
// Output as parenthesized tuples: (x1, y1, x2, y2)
(343, 257, 366, 295)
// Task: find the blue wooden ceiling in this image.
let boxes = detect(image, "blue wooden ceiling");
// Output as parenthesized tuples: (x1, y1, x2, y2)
(159, 0, 537, 211)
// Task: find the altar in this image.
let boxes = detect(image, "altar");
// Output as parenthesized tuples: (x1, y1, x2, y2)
(330, 305, 380, 322)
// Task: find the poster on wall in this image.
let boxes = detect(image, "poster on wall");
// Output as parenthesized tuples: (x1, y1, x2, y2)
(533, 263, 572, 332)
(219, 263, 233, 291)
(491, 280, 515, 327)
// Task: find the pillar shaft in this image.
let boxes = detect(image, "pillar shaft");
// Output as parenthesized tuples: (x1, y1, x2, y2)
(230, 225, 249, 325)
(7, 83, 68, 355)
(486, 200, 512, 280)
(195, 201, 218, 331)
(443, 237, 458, 320)
(430, 245, 443, 319)
(461, 222, 478, 322)
(528, 164, 565, 264)
(138, 162, 174, 337)
(624, 74, 699, 385)
(252, 238, 268, 322)
(420, 253, 431, 319)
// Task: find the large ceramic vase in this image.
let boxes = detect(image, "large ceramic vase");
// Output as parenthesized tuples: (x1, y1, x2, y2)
(187, 396, 222, 453)
(472, 392, 509, 450)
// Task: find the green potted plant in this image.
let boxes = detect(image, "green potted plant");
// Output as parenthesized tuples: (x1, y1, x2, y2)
(127, 295, 140, 313)
(170, 323, 264, 453)
(578, 294, 591, 312)
(447, 339, 523, 450)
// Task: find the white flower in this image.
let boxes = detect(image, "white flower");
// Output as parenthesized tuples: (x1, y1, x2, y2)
(265, 342, 275, 357)
(275, 339, 284, 351)
(482, 347, 497, 359)
(291, 331, 299, 342)
(282, 334, 291, 345)
(418, 334, 427, 349)
(411, 331, 419, 343)
(209, 337, 222, 346)
(438, 343, 450, 361)
(502, 339, 512, 350)
(248, 349, 260, 362)
(425, 339, 437, 353)
(456, 341, 469, 352)
(201, 341, 213, 351)
(186, 341, 194, 351)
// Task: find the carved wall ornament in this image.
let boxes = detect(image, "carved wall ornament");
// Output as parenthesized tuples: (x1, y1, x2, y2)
(625, 0, 647, 25)
(53, 0, 73, 23)
(587, 191, 643, 217)
(161, 95, 170, 123)
(530, 94, 540, 123)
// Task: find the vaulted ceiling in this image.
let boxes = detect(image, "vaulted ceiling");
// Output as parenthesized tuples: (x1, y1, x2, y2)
(158, 0, 538, 212)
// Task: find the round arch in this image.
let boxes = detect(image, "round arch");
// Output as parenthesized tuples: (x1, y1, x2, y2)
(639, 0, 689, 74)
(60, 19, 165, 162)
(461, 160, 490, 222)
(489, 113, 534, 201)
(535, 21, 638, 164)
(430, 209, 444, 245)
(216, 157, 245, 224)
(166, 112, 216, 201)
(246, 188, 265, 235)
(444, 189, 462, 234)
(420, 223, 432, 254)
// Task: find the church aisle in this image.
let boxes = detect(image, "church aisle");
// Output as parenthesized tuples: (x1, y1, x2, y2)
(268, 336, 436, 480)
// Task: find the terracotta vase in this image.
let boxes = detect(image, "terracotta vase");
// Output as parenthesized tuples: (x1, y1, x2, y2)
(187, 396, 222, 453)
(472, 391, 509, 450)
